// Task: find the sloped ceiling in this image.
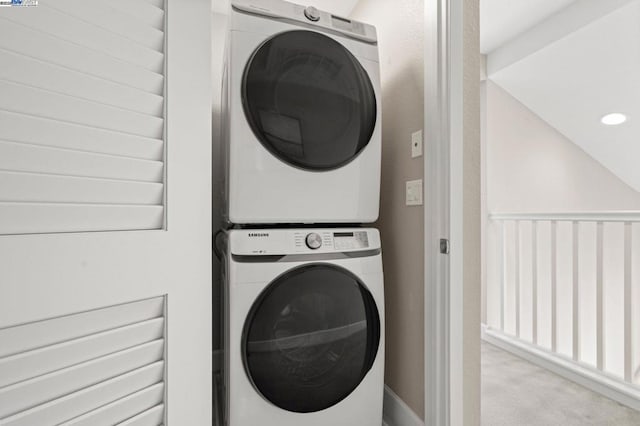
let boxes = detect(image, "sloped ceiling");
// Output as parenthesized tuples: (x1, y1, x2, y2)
(480, 0, 577, 54)
(484, 0, 640, 192)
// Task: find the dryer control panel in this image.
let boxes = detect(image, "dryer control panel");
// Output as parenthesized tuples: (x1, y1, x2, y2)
(231, 0, 377, 44)
(229, 228, 380, 256)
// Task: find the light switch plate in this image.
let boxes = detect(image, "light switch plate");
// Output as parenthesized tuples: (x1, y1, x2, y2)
(406, 179, 423, 206)
(411, 130, 423, 158)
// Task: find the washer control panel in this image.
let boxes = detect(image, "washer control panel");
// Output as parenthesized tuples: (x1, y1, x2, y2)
(230, 228, 380, 256)
(293, 230, 370, 252)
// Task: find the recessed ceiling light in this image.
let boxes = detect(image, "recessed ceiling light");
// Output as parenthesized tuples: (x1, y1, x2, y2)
(601, 113, 627, 125)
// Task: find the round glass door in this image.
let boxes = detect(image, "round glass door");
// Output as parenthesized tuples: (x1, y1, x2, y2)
(242, 264, 380, 413)
(242, 30, 377, 171)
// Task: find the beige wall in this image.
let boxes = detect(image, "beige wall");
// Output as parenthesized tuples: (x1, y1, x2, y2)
(351, 0, 426, 419)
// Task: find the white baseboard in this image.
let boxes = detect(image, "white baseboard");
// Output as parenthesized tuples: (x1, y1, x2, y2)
(383, 385, 424, 426)
(482, 325, 640, 412)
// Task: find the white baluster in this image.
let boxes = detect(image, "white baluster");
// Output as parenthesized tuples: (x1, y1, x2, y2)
(551, 220, 557, 352)
(572, 221, 580, 362)
(515, 220, 520, 338)
(624, 222, 633, 382)
(499, 220, 506, 332)
(596, 221, 604, 371)
(532, 221, 538, 345)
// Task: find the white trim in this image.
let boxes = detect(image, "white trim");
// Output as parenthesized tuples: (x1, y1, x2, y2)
(481, 326, 640, 412)
(490, 211, 640, 222)
(383, 385, 425, 426)
(424, 0, 451, 424)
(446, 0, 472, 423)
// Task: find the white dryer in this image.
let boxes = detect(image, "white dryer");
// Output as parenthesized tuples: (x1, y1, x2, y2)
(222, 0, 381, 224)
(222, 228, 384, 426)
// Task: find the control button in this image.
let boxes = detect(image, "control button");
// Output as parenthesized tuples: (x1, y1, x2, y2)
(305, 232, 322, 249)
(304, 6, 320, 21)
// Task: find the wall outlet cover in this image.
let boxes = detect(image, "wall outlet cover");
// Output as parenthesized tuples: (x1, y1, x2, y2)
(411, 130, 423, 158)
(406, 179, 423, 206)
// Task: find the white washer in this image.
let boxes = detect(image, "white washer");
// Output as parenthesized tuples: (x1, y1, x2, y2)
(222, 0, 382, 224)
(222, 228, 384, 426)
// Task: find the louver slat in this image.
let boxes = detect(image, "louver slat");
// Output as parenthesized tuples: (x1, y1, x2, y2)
(0, 297, 164, 358)
(0, 111, 164, 161)
(0, 318, 165, 388)
(3, 7, 164, 73)
(117, 405, 165, 426)
(0, 171, 163, 205)
(0, 341, 164, 418)
(0, 50, 163, 116)
(0, 81, 163, 139)
(0, 203, 164, 235)
(0, 362, 165, 426)
(45, 0, 164, 51)
(59, 384, 165, 426)
(0, 19, 163, 95)
(0, 141, 164, 183)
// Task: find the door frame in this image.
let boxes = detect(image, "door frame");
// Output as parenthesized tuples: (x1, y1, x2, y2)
(424, 0, 481, 425)
(423, 0, 451, 423)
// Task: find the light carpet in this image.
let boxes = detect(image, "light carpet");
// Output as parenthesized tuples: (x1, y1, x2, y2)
(482, 342, 640, 426)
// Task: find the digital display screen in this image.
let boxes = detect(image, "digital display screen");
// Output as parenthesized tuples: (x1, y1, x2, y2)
(334, 232, 354, 237)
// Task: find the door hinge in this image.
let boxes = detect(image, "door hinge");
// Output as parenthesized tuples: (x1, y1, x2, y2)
(439, 238, 450, 254)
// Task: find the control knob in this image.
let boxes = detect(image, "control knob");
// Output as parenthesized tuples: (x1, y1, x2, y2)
(304, 6, 321, 21)
(305, 232, 322, 250)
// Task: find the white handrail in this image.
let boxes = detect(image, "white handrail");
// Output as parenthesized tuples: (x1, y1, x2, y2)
(489, 211, 640, 222)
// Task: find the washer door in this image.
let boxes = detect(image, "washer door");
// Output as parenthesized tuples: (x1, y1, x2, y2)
(242, 264, 381, 413)
(242, 30, 377, 171)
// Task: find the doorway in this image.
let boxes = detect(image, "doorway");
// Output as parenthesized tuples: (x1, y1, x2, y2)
(480, 1, 640, 424)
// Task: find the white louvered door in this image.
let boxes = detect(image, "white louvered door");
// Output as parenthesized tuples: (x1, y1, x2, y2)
(0, 0, 166, 235)
(0, 1, 212, 425)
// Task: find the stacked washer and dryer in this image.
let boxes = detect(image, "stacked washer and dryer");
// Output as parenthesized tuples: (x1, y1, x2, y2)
(220, 0, 384, 425)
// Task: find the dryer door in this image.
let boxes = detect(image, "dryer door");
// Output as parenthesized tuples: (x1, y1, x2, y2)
(242, 263, 381, 413)
(242, 30, 377, 171)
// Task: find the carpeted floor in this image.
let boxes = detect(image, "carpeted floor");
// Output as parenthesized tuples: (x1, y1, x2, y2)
(482, 342, 640, 426)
